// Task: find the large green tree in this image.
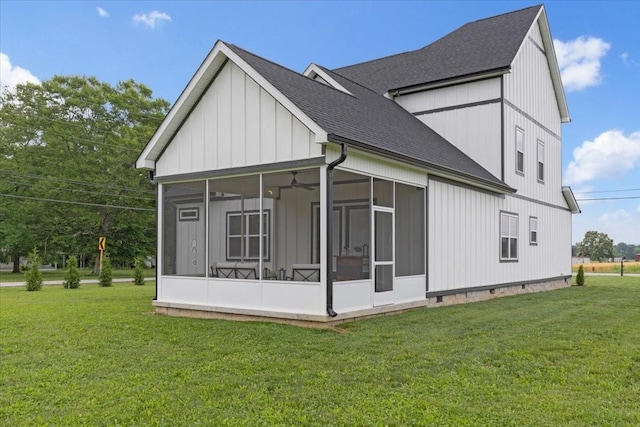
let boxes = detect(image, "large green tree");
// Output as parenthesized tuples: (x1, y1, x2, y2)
(577, 231, 615, 262)
(0, 76, 169, 272)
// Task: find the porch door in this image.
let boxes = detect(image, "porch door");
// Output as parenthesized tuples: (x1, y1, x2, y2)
(373, 207, 394, 306)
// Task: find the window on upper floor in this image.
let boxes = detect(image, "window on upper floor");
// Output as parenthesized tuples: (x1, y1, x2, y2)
(500, 212, 518, 261)
(529, 217, 538, 245)
(537, 140, 545, 183)
(516, 127, 524, 175)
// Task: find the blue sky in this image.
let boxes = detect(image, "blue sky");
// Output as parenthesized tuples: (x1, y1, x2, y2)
(1, 1, 639, 245)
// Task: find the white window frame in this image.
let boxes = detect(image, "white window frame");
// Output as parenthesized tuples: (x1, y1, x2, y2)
(516, 127, 524, 175)
(226, 210, 270, 261)
(500, 212, 518, 261)
(537, 140, 545, 183)
(529, 216, 538, 245)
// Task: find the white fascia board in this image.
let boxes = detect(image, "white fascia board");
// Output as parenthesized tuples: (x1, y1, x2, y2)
(533, 7, 571, 123)
(302, 63, 353, 96)
(136, 41, 229, 170)
(389, 69, 509, 97)
(225, 47, 328, 143)
(562, 186, 581, 214)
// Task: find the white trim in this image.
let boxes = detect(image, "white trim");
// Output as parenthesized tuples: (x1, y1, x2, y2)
(561, 186, 581, 214)
(389, 69, 509, 97)
(136, 41, 328, 170)
(532, 6, 571, 123)
(303, 63, 353, 96)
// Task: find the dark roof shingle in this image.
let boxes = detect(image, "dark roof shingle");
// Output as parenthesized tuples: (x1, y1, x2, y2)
(333, 5, 542, 93)
(228, 44, 510, 190)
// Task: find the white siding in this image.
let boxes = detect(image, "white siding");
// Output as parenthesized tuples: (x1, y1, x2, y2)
(396, 78, 501, 113)
(504, 107, 565, 206)
(418, 104, 502, 178)
(428, 179, 572, 292)
(327, 145, 428, 186)
(504, 21, 561, 137)
(156, 61, 321, 178)
(394, 78, 502, 179)
(503, 20, 565, 207)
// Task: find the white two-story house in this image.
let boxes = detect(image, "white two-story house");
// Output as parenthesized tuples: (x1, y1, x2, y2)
(136, 4, 580, 324)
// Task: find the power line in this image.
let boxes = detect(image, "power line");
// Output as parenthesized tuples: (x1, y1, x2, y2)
(3, 122, 143, 153)
(0, 193, 155, 211)
(576, 196, 640, 201)
(574, 188, 640, 195)
(2, 114, 157, 146)
(8, 181, 156, 202)
(0, 171, 155, 195)
(1, 92, 167, 124)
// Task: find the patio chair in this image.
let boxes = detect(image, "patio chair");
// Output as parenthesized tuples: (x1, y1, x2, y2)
(290, 264, 320, 282)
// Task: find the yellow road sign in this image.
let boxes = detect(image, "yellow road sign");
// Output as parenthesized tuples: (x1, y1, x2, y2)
(98, 236, 106, 251)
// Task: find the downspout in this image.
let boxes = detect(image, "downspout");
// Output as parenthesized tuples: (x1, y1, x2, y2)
(149, 170, 158, 301)
(326, 143, 347, 317)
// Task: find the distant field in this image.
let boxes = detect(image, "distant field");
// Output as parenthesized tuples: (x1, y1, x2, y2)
(572, 260, 640, 273)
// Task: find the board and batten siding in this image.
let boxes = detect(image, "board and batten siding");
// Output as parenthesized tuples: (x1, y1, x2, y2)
(395, 78, 502, 178)
(326, 145, 428, 187)
(503, 20, 565, 207)
(156, 61, 321, 178)
(428, 179, 572, 292)
(503, 21, 562, 138)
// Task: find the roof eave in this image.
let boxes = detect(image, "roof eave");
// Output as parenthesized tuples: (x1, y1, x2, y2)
(136, 40, 229, 170)
(536, 6, 571, 123)
(388, 67, 511, 97)
(136, 42, 330, 171)
(562, 186, 581, 214)
(327, 134, 515, 195)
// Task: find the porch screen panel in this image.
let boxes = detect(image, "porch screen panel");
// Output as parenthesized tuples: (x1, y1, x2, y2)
(333, 170, 371, 281)
(263, 169, 319, 281)
(395, 183, 425, 276)
(162, 181, 206, 276)
(209, 175, 261, 279)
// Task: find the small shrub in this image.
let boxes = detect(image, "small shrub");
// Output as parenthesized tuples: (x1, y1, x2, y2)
(133, 257, 145, 286)
(576, 264, 585, 286)
(99, 255, 113, 287)
(63, 255, 81, 289)
(25, 248, 43, 292)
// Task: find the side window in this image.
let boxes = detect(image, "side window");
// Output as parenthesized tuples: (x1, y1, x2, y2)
(537, 140, 545, 182)
(516, 127, 524, 174)
(500, 212, 518, 261)
(529, 217, 538, 245)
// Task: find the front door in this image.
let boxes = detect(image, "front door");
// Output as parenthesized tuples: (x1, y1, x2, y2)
(373, 207, 393, 306)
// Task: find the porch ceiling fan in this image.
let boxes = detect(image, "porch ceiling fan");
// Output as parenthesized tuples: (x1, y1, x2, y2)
(290, 171, 314, 191)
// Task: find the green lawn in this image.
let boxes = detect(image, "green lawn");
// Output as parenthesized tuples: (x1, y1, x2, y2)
(0, 268, 156, 282)
(1, 277, 639, 426)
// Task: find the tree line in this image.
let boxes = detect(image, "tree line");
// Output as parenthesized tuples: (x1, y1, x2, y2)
(574, 230, 640, 262)
(0, 76, 169, 273)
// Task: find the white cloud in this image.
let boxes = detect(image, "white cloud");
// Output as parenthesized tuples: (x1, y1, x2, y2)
(132, 10, 172, 29)
(97, 7, 109, 18)
(565, 130, 640, 184)
(637, 205, 640, 214)
(0, 52, 40, 93)
(599, 209, 633, 224)
(553, 36, 610, 92)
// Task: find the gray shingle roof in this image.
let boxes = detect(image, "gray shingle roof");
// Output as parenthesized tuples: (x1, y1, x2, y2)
(333, 5, 542, 93)
(227, 44, 511, 190)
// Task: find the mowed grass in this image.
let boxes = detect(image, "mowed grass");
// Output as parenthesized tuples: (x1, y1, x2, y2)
(1, 277, 639, 426)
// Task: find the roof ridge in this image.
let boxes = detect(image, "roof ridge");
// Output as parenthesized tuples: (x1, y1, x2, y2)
(228, 43, 358, 98)
(463, 4, 542, 26)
